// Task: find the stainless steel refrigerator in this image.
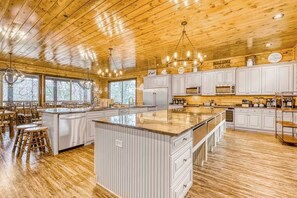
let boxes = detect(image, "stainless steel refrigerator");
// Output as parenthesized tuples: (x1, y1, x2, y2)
(143, 88, 169, 110)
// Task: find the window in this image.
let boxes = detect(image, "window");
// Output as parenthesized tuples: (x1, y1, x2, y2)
(45, 77, 92, 103)
(109, 79, 136, 104)
(2, 75, 39, 103)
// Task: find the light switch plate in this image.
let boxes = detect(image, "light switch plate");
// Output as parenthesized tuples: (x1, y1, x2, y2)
(115, 139, 123, 148)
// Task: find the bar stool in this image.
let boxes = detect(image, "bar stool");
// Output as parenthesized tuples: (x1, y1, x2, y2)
(12, 124, 37, 156)
(32, 121, 43, 126)
(20, 127, 53, 161)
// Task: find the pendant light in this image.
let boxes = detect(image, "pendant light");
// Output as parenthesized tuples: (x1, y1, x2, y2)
(1, 53, 25, 87)
(79, 68, 94, 90)
(97, 48, 123, 78)
(165, 21, 204, 69)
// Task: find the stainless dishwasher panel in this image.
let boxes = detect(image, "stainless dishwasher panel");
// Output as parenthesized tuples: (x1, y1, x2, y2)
(59, 113, 86, 151)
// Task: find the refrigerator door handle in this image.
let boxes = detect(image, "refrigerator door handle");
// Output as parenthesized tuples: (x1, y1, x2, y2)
(153, 92, 156, 106)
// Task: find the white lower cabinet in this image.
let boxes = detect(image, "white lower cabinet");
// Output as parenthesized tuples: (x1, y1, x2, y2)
(235, 108, 275, 132)
(235, 113, 248, 128)
(248, 114, 262, 129)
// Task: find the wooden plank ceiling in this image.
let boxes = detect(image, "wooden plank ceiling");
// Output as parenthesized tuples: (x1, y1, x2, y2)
(0, 0, 296, 74)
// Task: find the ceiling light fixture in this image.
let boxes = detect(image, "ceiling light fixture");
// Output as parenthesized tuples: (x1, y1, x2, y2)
(272, 13, 284, 20)
(266, 43, 272, 47)
(165, 21, 203, 69)
(98, 48, 123, 78)
(79, 68, 95, 90)
(1, 53, 25, 87)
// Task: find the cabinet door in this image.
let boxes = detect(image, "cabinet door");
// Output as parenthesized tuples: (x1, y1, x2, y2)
(248, 114, 261, 129)
(262, 66, 277, 95)
(144, 77, 156, 89)
(236, 68, 249, 95)
(155, 76, 169, 88)
(235, 113, 248, 128)
(225, 69, 236, 85)
(202, 72, 215, 95)
(185, 73, 201, 87)
(277, 65, 293, 92)
(86, 121, 95, 142)
(172, 75, 185, 96)
(262, 114, 275, 131)
(215, 71, 224, 85)
(249, 67, 262, 94)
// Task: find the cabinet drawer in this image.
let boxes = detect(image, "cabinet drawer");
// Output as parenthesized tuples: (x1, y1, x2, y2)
(262, 109, 275, 115)
(235, 108, 248, 113)
(171, 130, 192, 153)
(171, 168, 192, 198)
(171, 143, 192, 183)
(248, 109, 262, 114)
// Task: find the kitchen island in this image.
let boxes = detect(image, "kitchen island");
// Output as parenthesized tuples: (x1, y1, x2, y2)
(42, 106, 156, 155)
(93, 107, 226, 198)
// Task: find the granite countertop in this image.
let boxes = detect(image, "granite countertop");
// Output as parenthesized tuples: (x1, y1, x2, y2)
(41, 105, 157, 114)
(94, 107, 226, 136)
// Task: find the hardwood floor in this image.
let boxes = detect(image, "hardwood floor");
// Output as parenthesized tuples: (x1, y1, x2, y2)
(1, 130, 297, 197)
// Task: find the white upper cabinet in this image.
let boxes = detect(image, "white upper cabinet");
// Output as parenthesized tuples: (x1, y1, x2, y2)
(261, 66, 277, 95)
(144, 75, 170, 89)
(277, 64, 293, 92)
(185, 72, 201, 88)
(236, 63, 294, 95)
(202, 72, 215, 95)
(172, 74, 186, 96)
(261, 64, 293, 94)
(215, 68, 236, 85)
(249, 67, 262, 94)
(236, 68, 249, 95)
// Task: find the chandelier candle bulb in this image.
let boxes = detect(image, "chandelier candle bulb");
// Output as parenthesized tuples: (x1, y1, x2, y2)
(166, 55, 170, 62)
(187, 51, 191, 58)
(174, 52, 178, 59)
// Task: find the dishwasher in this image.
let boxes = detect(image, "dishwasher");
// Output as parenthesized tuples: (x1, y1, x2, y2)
(59, 113, 86, 151)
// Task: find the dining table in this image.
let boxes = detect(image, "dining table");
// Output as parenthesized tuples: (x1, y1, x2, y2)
(1, 111, 16, 138)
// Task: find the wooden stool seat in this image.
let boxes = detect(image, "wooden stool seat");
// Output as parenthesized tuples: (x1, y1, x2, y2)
(20, 126, 52, 161)
(16, 124, 37, 130)
(24, 126, 48, 132)
(32, 121, 43, 126)
(13, 124, 38, 155)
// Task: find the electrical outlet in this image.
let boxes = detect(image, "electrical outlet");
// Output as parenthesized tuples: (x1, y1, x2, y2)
(115, 139, 122, 148)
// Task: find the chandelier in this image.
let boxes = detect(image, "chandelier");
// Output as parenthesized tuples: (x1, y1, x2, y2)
(1, 53, 25, 87)
(165, 21, 204, 68)
(79, 68, 95, 90)
(97, 48, 123, 78)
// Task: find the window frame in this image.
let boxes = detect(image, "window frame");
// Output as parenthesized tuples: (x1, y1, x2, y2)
(108, 78, 137, 104)
(2, 74, 40, 104)
(45, 75, 93, 103)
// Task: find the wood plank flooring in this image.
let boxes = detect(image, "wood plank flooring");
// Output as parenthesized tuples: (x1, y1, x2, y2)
(1, 129, 297, 197)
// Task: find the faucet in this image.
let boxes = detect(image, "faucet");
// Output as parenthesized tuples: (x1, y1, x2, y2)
(128, 97, 135, 108)
(92, 96, 99, 107)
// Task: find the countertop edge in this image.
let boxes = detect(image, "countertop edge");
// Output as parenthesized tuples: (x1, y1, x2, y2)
(93, 111, 224, 137)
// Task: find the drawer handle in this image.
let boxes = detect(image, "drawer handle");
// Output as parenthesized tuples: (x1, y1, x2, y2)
(183, 138, 188, 141)
(183, 158, 188, 162)
(183, 184, 188, 188)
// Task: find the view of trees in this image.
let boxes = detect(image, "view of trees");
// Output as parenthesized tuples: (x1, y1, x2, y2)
(109, 79, 136, 104)
(2, 75, 39, 102)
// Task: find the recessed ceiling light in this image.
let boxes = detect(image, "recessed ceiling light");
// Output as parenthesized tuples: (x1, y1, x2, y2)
(266, 43, 272, 47)
(272, 13, 284, 20)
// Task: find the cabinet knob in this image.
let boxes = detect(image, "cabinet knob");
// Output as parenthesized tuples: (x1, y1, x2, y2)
(183, 184, 188, 188)
(183, 158, 188, 162)
(183, 138, 187, 141)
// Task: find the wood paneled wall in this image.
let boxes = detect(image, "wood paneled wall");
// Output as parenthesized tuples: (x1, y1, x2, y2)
(99, 48, 296, 105)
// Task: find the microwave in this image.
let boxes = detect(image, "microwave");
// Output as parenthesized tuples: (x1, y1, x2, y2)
(216, 85, 235, 95)
(186, 87, 201, 95)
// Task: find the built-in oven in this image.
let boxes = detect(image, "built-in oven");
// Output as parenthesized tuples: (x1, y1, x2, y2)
(216, 85, 235, 95)
(186, 87, 201, 95)
(225, 108, 234, 128)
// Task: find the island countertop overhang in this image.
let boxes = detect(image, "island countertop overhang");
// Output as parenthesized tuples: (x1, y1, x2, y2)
(93, 107, 226, 136)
